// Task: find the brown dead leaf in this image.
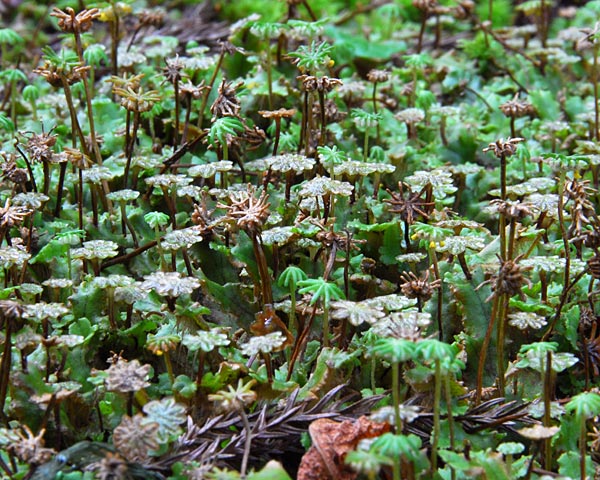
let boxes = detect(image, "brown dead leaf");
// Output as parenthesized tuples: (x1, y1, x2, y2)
(297, 416, 390, 480)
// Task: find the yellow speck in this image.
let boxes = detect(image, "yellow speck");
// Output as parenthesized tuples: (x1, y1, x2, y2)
(411, 234, 418, 240)
(117, 2, 133, 15)
(98, 10, 113, 22)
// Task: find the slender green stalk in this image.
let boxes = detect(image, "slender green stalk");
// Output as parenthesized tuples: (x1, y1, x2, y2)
(322, 306, 330, 347)
(305, 94, 314, 157)
(371, 354, 377, 394)
(476, 294, 500, 404)
(543, 350, 553, 471)
(60, 75, 87, 152)
(392, 456, 401, 480)
(266, 43, 273, 110)
(392, 361, 401, 433)
(106, 288, 117, 330)
(197, 48, 227, 129)
(431, 359, 442, 472)
(594, 46, 599, 141)
(13, 144, 37, 193)
(119, 202, 138, 247)
(429, 247, 443, 340)
(109, 4, 120, 75)
(417, 14, 427, 54)
(222, 141, 229, 162)
(9, 80, 16, 131)
(250, 233, 273, 306)
(543, 171, 570, 339)
(496, 295, 509, 397)
(499, 152, 508, 259)
(72, 29, 102, 166)
(163, 351, 175, 385)
(54, 163, 67, 217)
(262, 352, 274, 384)
(372, 81, 381, 142)
(444, 374, 456, 479)
(579, 418, 587, 480)
(155, 225, 166, 271)
(124, 111, 140, 189)
(299, 90, 308, 154)
(318, 90, 326, 146)
(288, 283, 298, 331)
(173, 79, 180, 146)
(77, 169, 85, 233)
(182, 93, 193, 144)
(0, 319, 13, 424)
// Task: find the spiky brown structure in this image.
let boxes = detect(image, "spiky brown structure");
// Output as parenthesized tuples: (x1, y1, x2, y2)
(385, 182, 434, 225)
(400, 270, 441, 304)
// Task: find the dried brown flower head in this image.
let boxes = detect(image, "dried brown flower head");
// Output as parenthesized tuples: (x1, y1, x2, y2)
(490, 199, 534, 221)
(367, 69, 390, 83)
(102, 355, 152, 393)
(62, 147, 93, 170)
(588, 253, 600, 280)
(113, 86, 161, 113)
(7, 426, 54, 466)
(488, 255, 532, 300)
(137, 8, 165, 28)
(589, 420, 600, 454)
(400, 81, 415, 97)
(576, 23, 600, 52)
(258, 108, 297, 120)
(51, 7, 100, 34)
(453, 0, 475, 19)
(107, 73, 145, 92)
(583, 220, 600, 250)
(314, 224, 364, 256)
(112, 414, 160, 463)
(582, 318, 600, 378)
(85, 451, 129, 480)
(1, 154, 28, 185)
(312, 98, 346, 124)
(34, 61, 90, 87)
(413, 0, 440, 13)
(210, 79, 243, 118)
(483, 137, 525, 158)
(219, 185, 270, 236)
(499, 94, 536, 119)
(191, 193, 216, 237)
(400, 270, 441, 304)
(22, 131, 57, 163)
(239, 124, 267, 151)
(298, 75, 343, 93)
(180, 80, 209, 99)
(384, 182, 434, 225)
(579, 306, 597, 333)
(0, 199, 30, 231)
(163, 55, 187, 85)
(566, 179, 597, 237)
